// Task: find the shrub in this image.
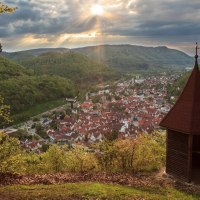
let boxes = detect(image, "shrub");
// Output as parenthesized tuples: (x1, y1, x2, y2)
(95, 141, 118, 173)
(65, 145, 98, 173)
(42, 145, 67, 173)
(133, 132, 166, 173)
(114, 138, 136, 173)
(0, 132, 25, 173)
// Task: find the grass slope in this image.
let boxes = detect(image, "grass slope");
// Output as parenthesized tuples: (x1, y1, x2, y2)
(0, 183, 199, 200)
(11, 98, 67, 125)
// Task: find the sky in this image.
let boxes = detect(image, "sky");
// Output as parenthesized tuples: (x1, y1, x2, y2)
(1, 0, 200, 55)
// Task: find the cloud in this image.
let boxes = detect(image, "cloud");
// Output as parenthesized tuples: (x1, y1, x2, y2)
(1, 0, 200, 54)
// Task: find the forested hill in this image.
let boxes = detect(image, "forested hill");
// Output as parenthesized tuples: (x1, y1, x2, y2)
(4, 45, 193, 72)
(9, 51, 121, 86)
(74, 45, 193, 72)
(0, 56, 75, 117)
(3, 48, 69, 60)
(0, 53, 120, 124)
(0, 56, 32, 79)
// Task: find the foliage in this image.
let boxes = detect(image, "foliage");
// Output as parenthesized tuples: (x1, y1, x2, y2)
(74, 45, 193, 72)
(5, 51, 121, 89)
(65, 145, 97, 172)
(133, 132, 166, 172)
(0, 96, 11, 128)
(35, 123, 49, 139)
(167, 71, 190, 102)
(42, 145, 67, 173)
(0, 132, 24, 173)
(0, 132, 165, 175)
(114, 139, 136, 172)
(96, 131, 165, 173)
(0, 75, 75, 114)
(12, 129, 34, 141)
(23, 153, 41, 174)
(105, 130, 119, 141)
(0, 53, 120, 125)
(0, 2, 16, 14)
(0, 56, 31, 79)
(95, 141, 117, 173)
(11, 99, 67, 125)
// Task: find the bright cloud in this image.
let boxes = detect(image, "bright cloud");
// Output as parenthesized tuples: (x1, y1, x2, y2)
(1, 0, 200, 54)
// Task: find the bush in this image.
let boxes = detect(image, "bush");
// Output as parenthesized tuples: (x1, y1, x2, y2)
(0, 132, 25, 173)
(42, 145, 67, 173)
(0, 131, 166, 175)
(65, 145, 98, 173)
(133, 132, 166, 173)
(114, 139, 136, 173)
(95, 141, 118, 173)
(95, 131, 165, 174)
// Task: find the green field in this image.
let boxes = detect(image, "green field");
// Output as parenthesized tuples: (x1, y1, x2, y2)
(11, 98, 67, 125)
(0, 182, 199, 200)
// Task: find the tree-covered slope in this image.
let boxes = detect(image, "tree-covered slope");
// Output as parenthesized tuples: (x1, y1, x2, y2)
(15, 51, 121, 85)
(74, 45, 193, 72)
(0, 56, 31, 79)
(0, 56, 75, 115)
(167, 71, 190, 101)
(3, 48, 69, 60)
(4, 45, 193, 73)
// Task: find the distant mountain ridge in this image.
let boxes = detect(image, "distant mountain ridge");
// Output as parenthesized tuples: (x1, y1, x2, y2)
(8, 51, 120, 85)
(3, 48, 69, 61)
(74, 45, 193, 72)
(3, 45, 193, 72)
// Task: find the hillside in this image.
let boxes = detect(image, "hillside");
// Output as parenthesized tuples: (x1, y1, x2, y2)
(74, 45, 193, 72)
(167, 71, 190, 102)
(0, 56, 75, 125)
(11, 51, 120, 87)
(3, 48, 69, 60)
(0, 56, 32, 79)
(4, 45, 193, 73)
(0, 53, 120, 125)
(1, 182, 199, 200)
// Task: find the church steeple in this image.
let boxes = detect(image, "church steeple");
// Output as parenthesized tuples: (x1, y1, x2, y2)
(195, 42, 199, 68)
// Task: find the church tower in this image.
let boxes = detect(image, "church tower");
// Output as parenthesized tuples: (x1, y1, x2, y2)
(160, 43, 200, 183)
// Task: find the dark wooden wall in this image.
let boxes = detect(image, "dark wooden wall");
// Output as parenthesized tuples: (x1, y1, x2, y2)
(166, 130, 190, 181)
(193, 135, 200, 167)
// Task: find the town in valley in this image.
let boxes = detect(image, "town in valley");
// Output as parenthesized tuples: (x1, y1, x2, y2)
(3, 73, 180, 152)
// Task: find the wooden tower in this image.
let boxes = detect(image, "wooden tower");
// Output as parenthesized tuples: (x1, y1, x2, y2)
(160, 43, 200, 183)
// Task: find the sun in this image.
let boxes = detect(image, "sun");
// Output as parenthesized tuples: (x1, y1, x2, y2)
(91, 5, 104, 16)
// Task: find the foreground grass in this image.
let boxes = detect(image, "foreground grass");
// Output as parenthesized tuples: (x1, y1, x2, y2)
(0, 182, 199, 200)
(11, 99, 67, 125)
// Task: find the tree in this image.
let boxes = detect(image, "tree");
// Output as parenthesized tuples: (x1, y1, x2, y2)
(0, 3, 16, 14)
(0, 132, 24, 173)
(42, 145, 66, 173)
(0, 3, 16, 52)
(0, 96, 11, 128)
(105, 130, 119, 141)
